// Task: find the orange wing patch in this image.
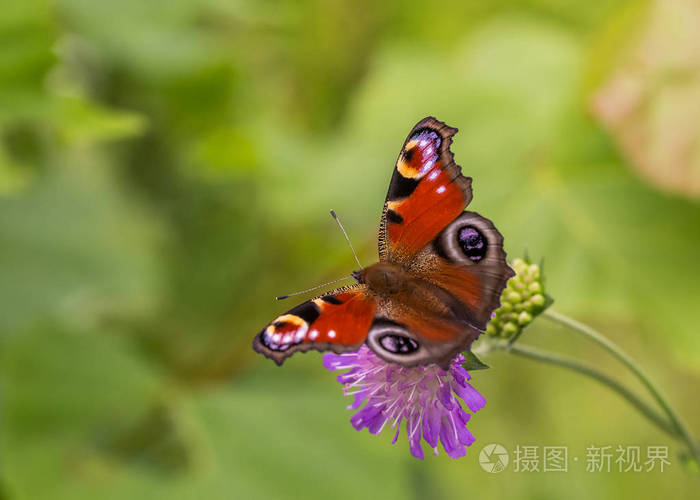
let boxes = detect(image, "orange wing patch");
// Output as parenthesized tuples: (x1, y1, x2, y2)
(253, 288, 376, 365)
(422, 259, 512, 331)
(309, 292, 374, 344)
(427, 265, 484, 312)
(387, 167, 467, 256)
(379, 117, 472, 262)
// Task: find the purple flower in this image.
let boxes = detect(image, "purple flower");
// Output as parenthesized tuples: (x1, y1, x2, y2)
(323, 346, 486, 459)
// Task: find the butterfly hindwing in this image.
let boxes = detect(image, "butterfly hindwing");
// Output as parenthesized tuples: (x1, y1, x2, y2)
(378, 117, 473, 262)
(253, 285, 376, 365)
(403, 210, 514, 331)
(365, 305, 482, 369)
(362, 210, 513, 368)
(428, 211, 514, 329)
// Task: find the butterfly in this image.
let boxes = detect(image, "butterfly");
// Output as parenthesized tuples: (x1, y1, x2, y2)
(253, 117, 514, 369)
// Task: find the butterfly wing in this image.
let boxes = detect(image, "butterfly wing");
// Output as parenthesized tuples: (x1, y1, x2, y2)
(365, 212, 513, 368)
(378, 117, 472, 262)
(253, 285, 376, 365)
(411, 211, 515, 330)
(423, 211, 515, 330)
(365, 300, 483, 369)
(365, 118, 513, 367)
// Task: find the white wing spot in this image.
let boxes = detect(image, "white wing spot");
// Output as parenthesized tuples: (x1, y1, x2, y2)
(309, 330, 319, 341)
(420, 159, 436, 174)
(436, 185, 446, 194)
(328, 330, 336, 339)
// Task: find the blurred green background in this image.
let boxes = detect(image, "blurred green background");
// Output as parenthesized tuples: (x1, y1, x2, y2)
(1, 0, 699, 498)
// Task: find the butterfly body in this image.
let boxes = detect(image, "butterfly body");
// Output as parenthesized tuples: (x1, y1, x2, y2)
(358, 262, 410, 295)
(253, 117, 514, 368)
(358, 262, 465, 326)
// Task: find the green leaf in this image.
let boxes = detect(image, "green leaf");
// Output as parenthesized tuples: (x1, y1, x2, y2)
(462, 350, 490, 370)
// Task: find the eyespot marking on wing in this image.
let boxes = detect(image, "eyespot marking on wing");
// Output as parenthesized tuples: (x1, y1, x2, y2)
(261, 313, 310, 351)
(457, 225, 487, 262)
(396, 129, 441, 180)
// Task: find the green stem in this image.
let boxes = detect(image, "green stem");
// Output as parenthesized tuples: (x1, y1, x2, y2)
(543, 309, 699, 464)
(488, 340, 677, 437)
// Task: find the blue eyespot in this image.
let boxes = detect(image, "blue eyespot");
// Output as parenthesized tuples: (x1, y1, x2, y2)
(458, 226, 486, 262)
(379, 334, 419, 354)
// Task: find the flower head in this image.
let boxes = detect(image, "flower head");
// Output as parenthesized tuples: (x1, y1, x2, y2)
(323, 346, 486, 459)
(486, 257, 549, 339)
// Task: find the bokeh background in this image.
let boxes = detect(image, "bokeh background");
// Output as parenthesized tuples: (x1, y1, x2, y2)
(1, 0, 699, 498)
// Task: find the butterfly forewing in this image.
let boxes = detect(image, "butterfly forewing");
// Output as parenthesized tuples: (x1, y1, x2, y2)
(253, 285, 376, 365)
(378, 117, 473, 263)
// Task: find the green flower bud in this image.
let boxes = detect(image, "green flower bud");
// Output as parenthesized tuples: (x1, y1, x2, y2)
(502, 322, 518, 336)
(518, 311, 533, 325)
(528, 264, 540, 280)
(530, 294, 546, 307)
(506, 291, 522, 304)
(484, 256, 551, 339)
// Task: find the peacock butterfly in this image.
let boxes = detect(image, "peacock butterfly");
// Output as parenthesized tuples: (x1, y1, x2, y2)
(253, 117, 514, 368)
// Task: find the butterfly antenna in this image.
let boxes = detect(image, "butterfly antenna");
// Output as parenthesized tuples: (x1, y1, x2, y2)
(330, 209, 363, 270)
(276, 275, 353, 300)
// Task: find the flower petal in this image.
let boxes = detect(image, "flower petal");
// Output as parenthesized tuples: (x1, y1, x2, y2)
(324, 346, 485, 460)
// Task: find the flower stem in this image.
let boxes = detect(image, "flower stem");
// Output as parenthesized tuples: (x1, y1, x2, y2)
(487, 340, 676, 437)
(542, 309, 699, 464)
